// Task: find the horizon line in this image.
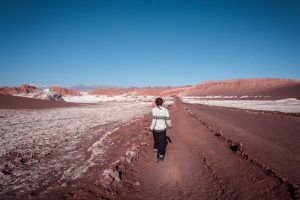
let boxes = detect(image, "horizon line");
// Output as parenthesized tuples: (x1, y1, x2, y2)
(1, 77, 299, 89)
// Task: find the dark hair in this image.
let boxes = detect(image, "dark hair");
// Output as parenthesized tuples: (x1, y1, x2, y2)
(155, 97, 163, 106)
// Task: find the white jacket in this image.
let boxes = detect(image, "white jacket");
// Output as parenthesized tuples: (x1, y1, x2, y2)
(150, 106, 172, 132)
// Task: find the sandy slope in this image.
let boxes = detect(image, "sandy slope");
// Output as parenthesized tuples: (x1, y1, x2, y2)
(0, 94, 77, 109)
(179, 78, 300, 99)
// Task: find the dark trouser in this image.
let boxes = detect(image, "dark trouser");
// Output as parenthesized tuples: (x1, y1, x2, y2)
(152, 130, 167, 156)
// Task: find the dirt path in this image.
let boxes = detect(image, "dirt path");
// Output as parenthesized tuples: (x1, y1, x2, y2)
(122, 101, 294, 200)
(123, 102, 222, 200)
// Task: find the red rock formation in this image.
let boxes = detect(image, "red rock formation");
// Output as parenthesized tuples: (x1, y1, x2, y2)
(0, 84, 39, 95)
(161, 86, 193, 96)
(51, 86, 81, 96)
(88, 86, 190, 96)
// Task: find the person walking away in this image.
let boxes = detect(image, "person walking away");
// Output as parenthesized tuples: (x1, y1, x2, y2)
(150, 97, 172, 162)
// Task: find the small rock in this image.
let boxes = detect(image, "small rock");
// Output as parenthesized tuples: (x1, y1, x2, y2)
(120, 156, 126, 162)
(61, 182, 67, 187)
(125, 144, 139, 163)
(20, 158, 26, 164)
(140, 142, 147, 146)
(134, 181, 141, 186)
(239, 143, 244, 151)
(102, 169, 121, 183)
(230, 143, 239, 152)
(1, 169, 12, 175)
(29, 191, 37, 196)
(111, 159, 120, 166)
(214, 131, 222, 137)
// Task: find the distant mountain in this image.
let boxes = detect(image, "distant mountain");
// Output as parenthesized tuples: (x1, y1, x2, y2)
(178, 78, 300, 99)
(20, 83, 100, 91)
(25, 83, 52, 89)
(70, 84, 104, 91)
(1, 78, 299, 100)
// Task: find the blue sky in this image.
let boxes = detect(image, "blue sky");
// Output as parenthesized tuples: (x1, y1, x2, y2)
(0, 0, 299, 87)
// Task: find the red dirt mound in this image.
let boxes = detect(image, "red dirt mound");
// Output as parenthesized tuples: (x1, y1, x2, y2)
(0, 94, 78, 109)
(179, 78, 300, 99)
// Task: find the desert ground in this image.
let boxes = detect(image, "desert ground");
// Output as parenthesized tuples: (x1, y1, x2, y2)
(0, 78, 299, 200)
(122, 100, 299, 200)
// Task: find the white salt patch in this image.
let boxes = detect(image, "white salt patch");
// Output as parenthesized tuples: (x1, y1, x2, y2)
(181, 95, 274, 99)
(63, 94, 157, 103)
(0, 101, 151, 194)
(181, 97, 300, 113)
(240, 95, 249, 99)
(88, 127, 119, 158)
(63, 94, 175, 105)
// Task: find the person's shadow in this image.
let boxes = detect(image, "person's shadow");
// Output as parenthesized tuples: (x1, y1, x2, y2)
(166, 136, 172, 144)
(163, 136, 172, 156)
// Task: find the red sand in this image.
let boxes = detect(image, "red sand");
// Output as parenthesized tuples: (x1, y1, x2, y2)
(0, 94, 78, 109)
(122, 101, 296, 200)
(179, 78, 300, 99)
(185, 103, 300, 187)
